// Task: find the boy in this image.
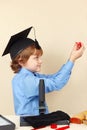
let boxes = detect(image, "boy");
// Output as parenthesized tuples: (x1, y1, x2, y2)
(2, 26, 85, 117)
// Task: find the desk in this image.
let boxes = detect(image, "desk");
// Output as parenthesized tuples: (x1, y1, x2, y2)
(5, 115, 87, 130)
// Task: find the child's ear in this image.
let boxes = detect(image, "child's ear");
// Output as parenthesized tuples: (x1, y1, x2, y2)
(18, 58, 24, 66)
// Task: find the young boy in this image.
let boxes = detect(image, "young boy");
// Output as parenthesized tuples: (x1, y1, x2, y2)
(2, 26, 85, 117)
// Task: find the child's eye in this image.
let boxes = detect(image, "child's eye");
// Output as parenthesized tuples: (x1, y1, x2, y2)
(35, 56, 38, 58)
(34, 56, 39, 59)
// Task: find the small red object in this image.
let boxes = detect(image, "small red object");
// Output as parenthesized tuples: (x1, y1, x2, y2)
(56, 125, 70, 130)
(70, 117, 82, 124)
(76, 42, 82, 50)
(56, 128, 65, 130)
(50, 123, 57, 129)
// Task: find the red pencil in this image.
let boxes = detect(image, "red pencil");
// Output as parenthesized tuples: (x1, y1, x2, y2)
(56, 125, 70, 130)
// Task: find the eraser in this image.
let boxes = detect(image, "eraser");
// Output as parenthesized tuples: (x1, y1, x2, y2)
(50, 123, 57, 129)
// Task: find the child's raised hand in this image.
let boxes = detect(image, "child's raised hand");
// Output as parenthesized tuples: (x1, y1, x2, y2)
(69, 42, 85, 62)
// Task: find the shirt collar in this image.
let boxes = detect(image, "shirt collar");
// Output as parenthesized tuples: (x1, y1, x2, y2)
(19, 67, 35, 76)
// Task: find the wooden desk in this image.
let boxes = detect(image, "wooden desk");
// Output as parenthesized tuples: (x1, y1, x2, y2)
(4, 115, 87, 130)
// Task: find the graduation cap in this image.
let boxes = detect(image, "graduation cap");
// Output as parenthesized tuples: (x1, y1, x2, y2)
(2, 26, 41, 59)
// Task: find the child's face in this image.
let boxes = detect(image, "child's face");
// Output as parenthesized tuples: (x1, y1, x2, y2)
(22, 54, 42, 72)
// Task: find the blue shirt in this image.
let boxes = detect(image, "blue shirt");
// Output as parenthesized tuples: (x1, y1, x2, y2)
(12, 60, 74, 116)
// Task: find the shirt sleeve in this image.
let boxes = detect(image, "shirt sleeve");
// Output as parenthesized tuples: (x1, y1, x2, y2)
(44, 60, 74, 92)
(35, 60, 74, 78)
(22, 60, 74, 97)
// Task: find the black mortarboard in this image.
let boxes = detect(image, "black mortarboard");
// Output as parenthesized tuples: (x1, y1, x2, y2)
(2, 26, 41, 59)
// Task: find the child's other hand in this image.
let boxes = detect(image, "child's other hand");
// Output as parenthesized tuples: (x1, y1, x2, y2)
(69, 42, 85, 62)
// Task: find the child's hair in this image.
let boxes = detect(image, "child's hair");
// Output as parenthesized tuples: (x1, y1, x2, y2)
(10, 44, 43, 73)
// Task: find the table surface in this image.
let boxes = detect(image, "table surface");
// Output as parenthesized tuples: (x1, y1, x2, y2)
(3, 115, 87, 130)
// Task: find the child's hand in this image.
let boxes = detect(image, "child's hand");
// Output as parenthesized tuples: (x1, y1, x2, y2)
(69, 42, 85, 62)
